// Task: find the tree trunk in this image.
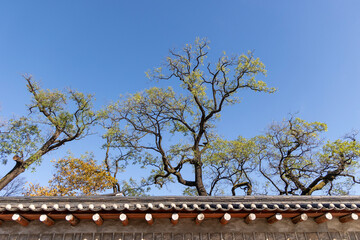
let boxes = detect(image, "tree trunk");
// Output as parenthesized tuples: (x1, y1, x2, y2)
(0, 131, 58, 191)
(0, 162, 25, 191)
(194, 164, 207, 196)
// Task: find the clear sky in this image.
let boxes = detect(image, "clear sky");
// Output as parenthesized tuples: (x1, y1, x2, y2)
(1, 1, 360, 195)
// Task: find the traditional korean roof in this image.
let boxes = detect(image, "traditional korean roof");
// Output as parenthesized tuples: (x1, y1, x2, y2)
(1, 196, 360, 240)
(1, 195, 360, 213)
(0, 195, 359, 225)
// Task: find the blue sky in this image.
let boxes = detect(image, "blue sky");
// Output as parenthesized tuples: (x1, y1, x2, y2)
(1, 1, 360, 195)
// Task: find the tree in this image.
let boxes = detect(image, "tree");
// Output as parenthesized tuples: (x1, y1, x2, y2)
(0, 76, 97, 191)
(257, 117, 360, 195)
(26, 154, 117, 196)
(100, 129, 151, 196)
(201, 136, 258, 196)
(0, 177, 26, 196)
(103, 38, 275, 196)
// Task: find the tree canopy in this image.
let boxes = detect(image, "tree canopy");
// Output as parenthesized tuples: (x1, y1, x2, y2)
(26, 154, 117, 196)
(102, 38, 276, 196)
(257, 117, 360, 195)
(1, 39, 360, 197)
(0, 75, 97, 191)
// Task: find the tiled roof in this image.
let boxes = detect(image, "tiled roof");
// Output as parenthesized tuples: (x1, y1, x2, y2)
(1, 196, 360, 239)
(0, 195, 359, 213)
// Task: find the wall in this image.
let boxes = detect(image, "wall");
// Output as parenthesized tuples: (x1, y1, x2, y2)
(1, 217, 360, 240)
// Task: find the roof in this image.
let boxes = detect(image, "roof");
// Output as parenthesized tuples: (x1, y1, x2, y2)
(0, 195, 359, 228)
(1, 196, 360, 240)
(1, 195, 360, 212)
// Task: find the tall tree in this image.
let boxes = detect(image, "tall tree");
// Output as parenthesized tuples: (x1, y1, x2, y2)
(0, 76, 97, 190)
(103, 38, 275, 196)
(257, 117, 360, 195)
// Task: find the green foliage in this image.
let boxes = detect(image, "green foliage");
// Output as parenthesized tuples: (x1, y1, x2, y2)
(27, 79, 96, 136)
(183, 187, 199, 196)
(258, 117, 360, 195)
(120, 178, 151, 196)
(147, 38, 275, 116)
(0, 118, 42, 164)
(0, 76, 98, 192)
(103, 38, 276, 196)
(5, 39, 359, 197)
(202, 136, 258, 195)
